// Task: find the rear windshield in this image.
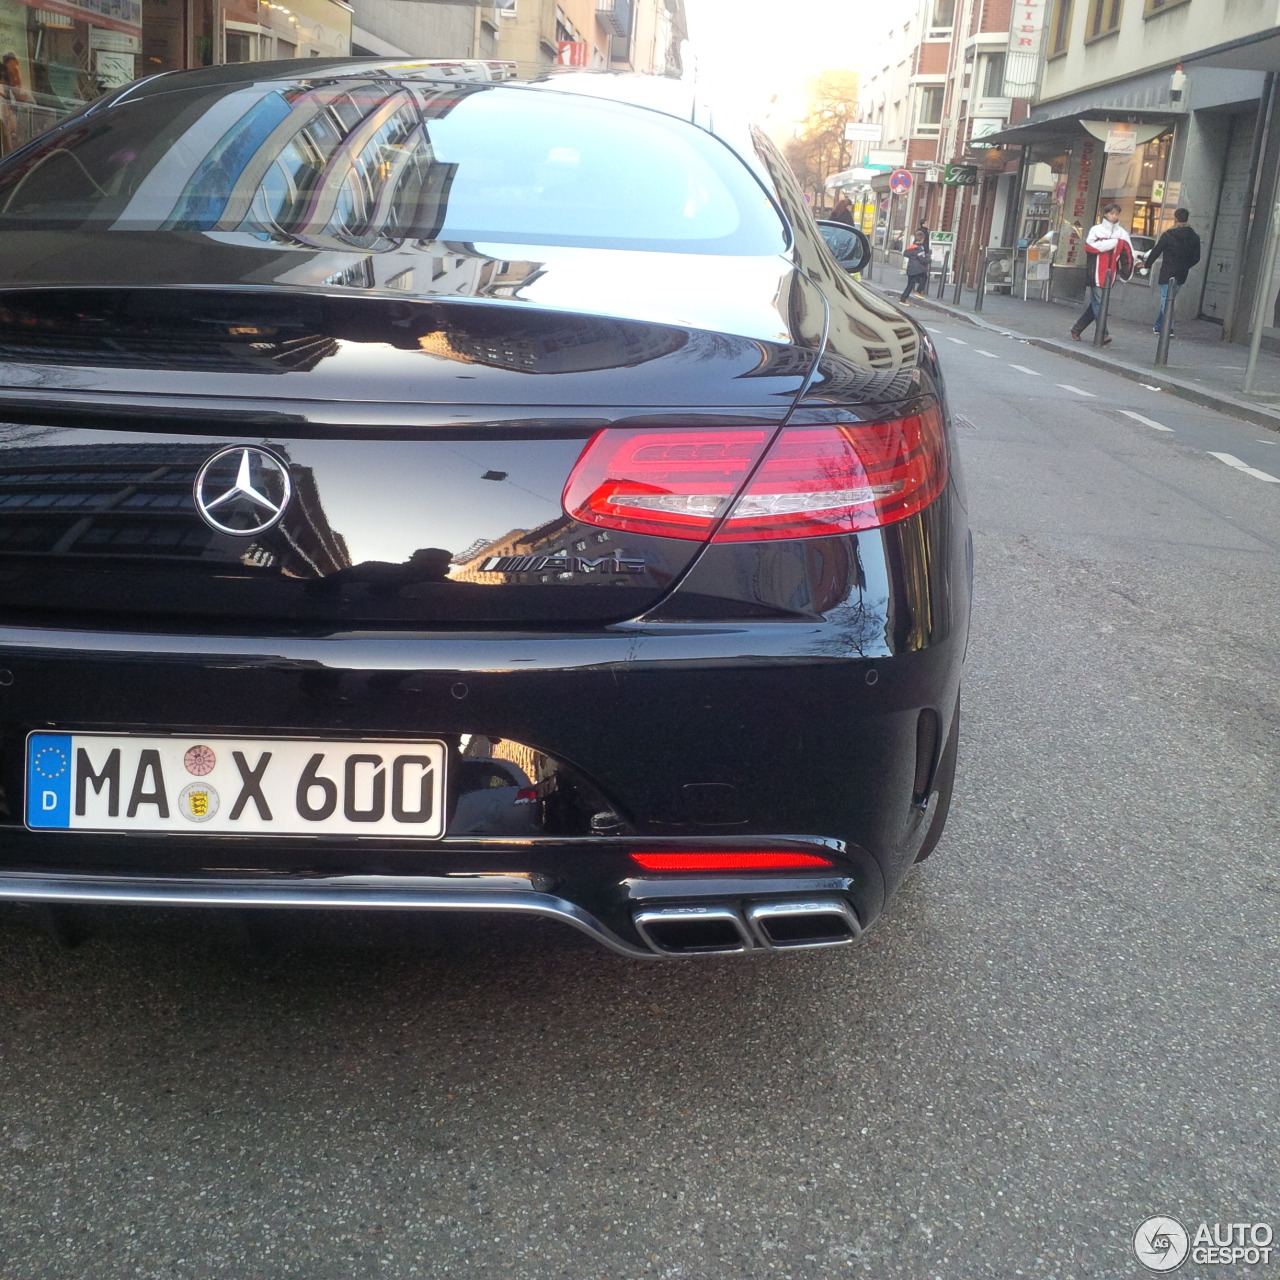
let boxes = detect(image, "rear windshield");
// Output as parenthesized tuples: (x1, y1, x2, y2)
(0, 77, 788, 255)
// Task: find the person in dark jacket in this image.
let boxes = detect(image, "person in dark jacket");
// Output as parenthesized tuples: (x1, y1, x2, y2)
(829, 194, 855, 227)
(1142, 208, 1201, 336)
(899, 236, 930, 304)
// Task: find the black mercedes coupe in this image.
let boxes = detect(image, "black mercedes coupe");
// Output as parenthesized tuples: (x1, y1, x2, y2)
(0, 60, 970, 958)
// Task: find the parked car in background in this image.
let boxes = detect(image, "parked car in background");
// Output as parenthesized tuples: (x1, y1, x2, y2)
(0, 60, 970, 959)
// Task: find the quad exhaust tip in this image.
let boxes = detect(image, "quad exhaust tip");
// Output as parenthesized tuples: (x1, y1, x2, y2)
(634, 905, 752, 955)
(635, 898, 860, 956)
(746, 899, 861, 950)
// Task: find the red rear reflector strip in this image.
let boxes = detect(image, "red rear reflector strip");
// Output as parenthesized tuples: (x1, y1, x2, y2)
(562, 407, 946, 542)
(629, 852, 834, 872)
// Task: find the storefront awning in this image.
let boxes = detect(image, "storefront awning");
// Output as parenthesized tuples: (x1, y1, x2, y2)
(979, 107, 1178, 147)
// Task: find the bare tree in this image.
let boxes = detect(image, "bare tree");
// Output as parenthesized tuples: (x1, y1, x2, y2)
(785, 70, 860, 208)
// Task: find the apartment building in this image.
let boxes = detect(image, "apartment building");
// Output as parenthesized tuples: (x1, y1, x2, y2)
(494, 0, 686, 76)
(854, 0, 1030, 272)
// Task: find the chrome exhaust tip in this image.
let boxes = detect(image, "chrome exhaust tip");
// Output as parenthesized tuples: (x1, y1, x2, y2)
(745, 898, 860, 950)
(633, 905, 752, 956)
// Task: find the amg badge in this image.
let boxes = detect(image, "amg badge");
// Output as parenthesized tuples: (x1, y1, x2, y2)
(479, 554, 645, 575)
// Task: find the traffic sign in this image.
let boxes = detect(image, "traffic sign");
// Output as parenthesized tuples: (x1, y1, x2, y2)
(844, 122, 882, 143)
(889, 169, 913, 194)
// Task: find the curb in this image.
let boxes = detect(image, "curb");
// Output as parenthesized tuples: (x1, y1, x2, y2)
(879, 289, 1280, 434)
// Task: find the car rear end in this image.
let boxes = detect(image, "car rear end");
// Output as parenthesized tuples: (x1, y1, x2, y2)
(0, 64, 968, 957)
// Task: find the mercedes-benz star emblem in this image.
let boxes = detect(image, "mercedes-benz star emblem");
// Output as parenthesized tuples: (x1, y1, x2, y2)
(194, 447, 292, 536)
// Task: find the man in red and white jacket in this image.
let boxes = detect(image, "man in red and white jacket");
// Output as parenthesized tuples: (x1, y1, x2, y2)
(1070, 203, 1133, 345)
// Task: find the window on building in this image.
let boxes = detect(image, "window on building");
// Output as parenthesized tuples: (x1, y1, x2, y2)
(225, 30, 262, 63)
(1144, 0, 1189, 13)
(914, 85, 944, 135)
(1086, 0, 1123, 39)
(1048, 0, 1075, 55)
(981, 53, 1007, 98)
(928, 0, 955, 33)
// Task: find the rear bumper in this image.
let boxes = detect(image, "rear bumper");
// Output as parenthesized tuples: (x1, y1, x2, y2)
(0, 869, 864, 959)
(0, 608, 963, 954)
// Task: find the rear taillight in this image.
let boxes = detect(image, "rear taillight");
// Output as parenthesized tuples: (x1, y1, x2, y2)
(561, 428, 771, 540)
(562, 406, 947, 542)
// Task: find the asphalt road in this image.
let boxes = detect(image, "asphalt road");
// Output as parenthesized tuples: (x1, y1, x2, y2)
(1, 318, 1277, 1280)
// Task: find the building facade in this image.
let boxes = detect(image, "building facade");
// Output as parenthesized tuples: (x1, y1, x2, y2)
(0, 0, 684, 166)
(851, 0, 1030, 273)
(984, 0, 1280, 339)
(493, 0, 685, 77)
(351, 0, 496, 62)
(0, 0, 354, 158)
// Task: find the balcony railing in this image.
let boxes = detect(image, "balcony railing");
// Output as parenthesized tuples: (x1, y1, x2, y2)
(597, 0, 633, 38)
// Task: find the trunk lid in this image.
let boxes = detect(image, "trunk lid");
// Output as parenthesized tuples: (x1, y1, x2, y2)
(0, 285, 823, 628)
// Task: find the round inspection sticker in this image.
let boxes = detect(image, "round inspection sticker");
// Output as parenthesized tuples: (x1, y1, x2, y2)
(184, 744, 217, 776)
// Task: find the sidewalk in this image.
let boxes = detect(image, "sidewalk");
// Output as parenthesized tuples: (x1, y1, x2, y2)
(865, 268, 1280, 432)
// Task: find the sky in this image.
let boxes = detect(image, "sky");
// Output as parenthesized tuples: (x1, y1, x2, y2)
(681, 0, 865, 134)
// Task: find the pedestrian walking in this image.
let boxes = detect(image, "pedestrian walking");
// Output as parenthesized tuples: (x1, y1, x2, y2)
(1142, 208, 1201, 336)
(829, 194, 855, 227)
(1070, 202, 1133, 345)
(899, 233, 930, 304)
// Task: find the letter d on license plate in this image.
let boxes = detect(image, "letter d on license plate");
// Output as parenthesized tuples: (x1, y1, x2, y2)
(26, 733, 447, 838)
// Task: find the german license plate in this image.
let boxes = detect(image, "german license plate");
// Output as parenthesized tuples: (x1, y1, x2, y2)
(26, 733, 447, 838)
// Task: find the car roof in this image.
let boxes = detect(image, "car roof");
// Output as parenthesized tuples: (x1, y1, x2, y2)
(111, 58, 703, 126)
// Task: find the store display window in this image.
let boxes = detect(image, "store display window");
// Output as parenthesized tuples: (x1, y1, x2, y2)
(0, 0, 142, 155)
(1098, 130, 1173, 278)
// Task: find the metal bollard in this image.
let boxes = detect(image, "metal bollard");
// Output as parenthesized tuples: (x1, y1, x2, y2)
(1154, 277, 1177, 366)
(1092, 272, 1114, 348)
(935, 251, 950, 299)
(974, 251, 988, 313)
(951, 256, 964, 305)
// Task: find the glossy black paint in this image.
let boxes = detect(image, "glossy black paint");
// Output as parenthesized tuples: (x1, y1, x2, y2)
(0, 62, 969, 956)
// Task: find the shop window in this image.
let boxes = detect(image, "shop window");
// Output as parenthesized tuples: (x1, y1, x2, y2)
(1048, 0, 1075, 56)
(1097, 130, 1172, 273)
(1086, 0, 1123, 40)
(0, 6, 144, 157)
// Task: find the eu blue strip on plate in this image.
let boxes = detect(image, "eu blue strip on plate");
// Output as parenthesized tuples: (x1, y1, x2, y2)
(27, 734, 72, 828)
